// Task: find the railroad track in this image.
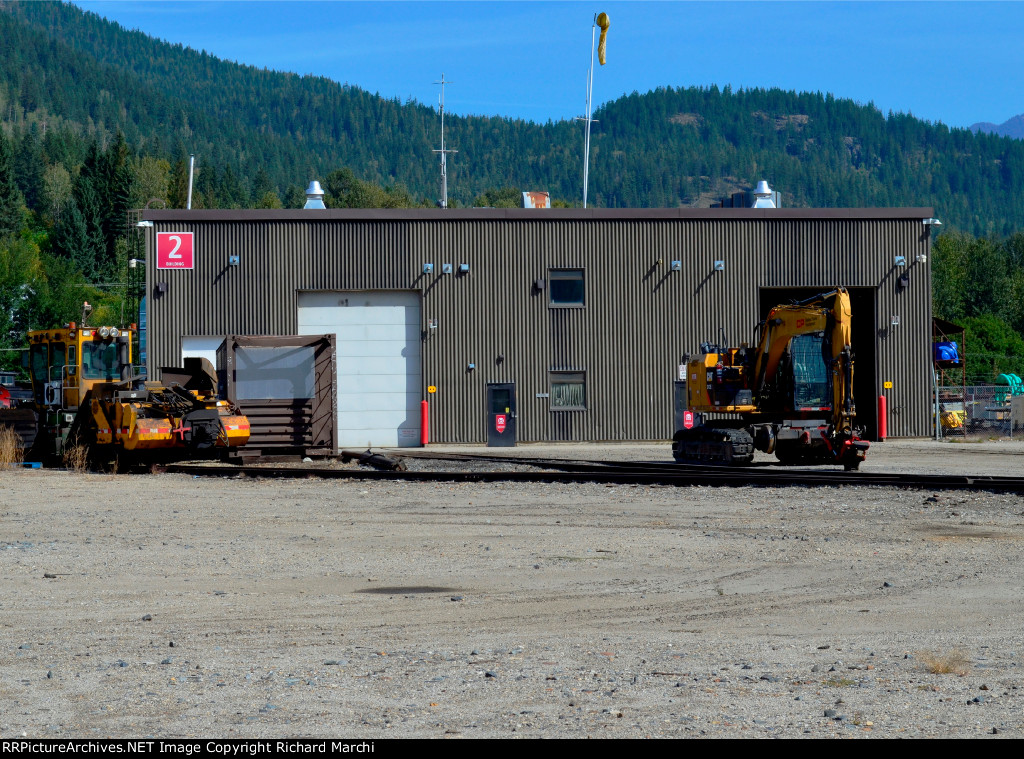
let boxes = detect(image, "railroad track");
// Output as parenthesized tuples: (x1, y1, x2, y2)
(157, 452, 1024, 493)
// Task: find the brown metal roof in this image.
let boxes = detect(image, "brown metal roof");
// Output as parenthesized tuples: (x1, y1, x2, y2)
(143, 207, 936, 222)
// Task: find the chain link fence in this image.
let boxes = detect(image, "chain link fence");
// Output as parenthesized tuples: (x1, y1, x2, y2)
(935, 385, 1022, 438)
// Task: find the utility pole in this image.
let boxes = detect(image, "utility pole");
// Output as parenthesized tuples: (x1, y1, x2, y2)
(433, 74, 458, 208)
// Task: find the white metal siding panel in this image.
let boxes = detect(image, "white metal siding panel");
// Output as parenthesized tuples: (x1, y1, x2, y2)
(181, 336, 224, 366)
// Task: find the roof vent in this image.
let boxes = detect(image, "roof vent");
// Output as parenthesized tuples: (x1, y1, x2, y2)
(522, 191, 551, 209)
(304, 180, 326, 210)
(752, 180, 776, 208)
(710, 181, 781, 209)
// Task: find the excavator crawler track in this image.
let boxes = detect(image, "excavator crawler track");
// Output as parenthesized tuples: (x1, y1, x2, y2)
(673, 425, 755, 466)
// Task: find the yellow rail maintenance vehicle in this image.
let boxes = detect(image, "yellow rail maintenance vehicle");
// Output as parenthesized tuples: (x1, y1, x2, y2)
(3, 304, 249, 467)
(673, 288, 869, 470)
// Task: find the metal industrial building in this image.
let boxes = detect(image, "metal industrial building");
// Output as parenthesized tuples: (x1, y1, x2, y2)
(140, 206, 935, 448)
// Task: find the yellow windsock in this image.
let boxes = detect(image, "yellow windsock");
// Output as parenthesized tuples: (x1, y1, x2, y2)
(597, 12, 610, 65)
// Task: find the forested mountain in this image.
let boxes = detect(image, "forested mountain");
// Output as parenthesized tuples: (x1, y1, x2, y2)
(3, 1, 1024, 382)
(2, 0, 1024, 236)
(971, 114, 1024, 141)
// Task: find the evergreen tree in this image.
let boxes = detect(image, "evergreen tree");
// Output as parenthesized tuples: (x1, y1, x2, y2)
(218, 164, 245, 208)
(0, 131, 25, 239)
(14, 127, 46, 212)
(69, 177, 105, 278)
(250, 167, 274, 206)
(168, 158, 190, 209)
(50, 197, 97, 280)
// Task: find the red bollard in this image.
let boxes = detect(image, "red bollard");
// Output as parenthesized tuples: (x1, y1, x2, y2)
(420, 400, 429, 446)
(877, 395, 887, 441)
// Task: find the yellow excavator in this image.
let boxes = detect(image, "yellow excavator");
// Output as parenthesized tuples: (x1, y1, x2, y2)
(673, 287, 869, 470)
(0, 304, 249, 467)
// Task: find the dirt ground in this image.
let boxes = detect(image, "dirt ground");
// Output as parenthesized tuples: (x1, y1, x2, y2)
(1, 439, 1023, 739)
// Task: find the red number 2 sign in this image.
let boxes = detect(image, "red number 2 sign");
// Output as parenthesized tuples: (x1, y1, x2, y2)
(157, 232, 194, 270)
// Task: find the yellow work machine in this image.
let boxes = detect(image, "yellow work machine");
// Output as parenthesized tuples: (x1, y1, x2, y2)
(1, 304, 248, 468)
(673, 288, 869, 470)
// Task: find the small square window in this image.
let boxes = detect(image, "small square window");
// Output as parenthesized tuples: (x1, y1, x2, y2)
(549, 269, 584, 306)
(551, 371, 586, 410)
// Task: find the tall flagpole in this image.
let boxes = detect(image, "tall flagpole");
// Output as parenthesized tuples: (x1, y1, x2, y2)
(581, 16, 597, 209)
(579, 12, 609, 208)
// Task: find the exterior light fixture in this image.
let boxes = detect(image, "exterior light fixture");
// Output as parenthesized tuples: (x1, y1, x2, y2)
(442, 263, 453, 274)
(894, 255, 906, 267)
(670, 261, 682, 271)
(423, 263, 434, 274)
(136, 220, 154, 228)
(458, 263, 470, 274)
(922, 217, 942, 227)
(128, 258, 145, 269)
(228, 255, 240, 266)
(916, 253, 928, 264)
(713, 260, 725, 271)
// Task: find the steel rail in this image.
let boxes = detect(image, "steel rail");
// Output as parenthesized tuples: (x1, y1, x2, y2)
(157, 458, 1024, 492)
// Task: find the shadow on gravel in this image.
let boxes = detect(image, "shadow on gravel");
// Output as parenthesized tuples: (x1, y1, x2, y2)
(355, 586, 462, 595)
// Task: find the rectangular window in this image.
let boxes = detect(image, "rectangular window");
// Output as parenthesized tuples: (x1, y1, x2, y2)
(549, 269, 584, 306)
(551, 371, 586, 410)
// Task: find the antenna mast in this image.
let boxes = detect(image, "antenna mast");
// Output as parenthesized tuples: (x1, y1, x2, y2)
(433, 74, 458, 208)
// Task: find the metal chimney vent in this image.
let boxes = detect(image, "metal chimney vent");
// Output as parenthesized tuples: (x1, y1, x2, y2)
(752, 180, 776, 209)
(304, 180, 326, 210)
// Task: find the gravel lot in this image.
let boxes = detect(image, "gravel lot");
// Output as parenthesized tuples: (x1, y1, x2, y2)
(2, 439, 1023, 738)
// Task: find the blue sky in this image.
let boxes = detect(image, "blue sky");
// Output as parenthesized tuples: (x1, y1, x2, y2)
(72, 1, 1023, 129)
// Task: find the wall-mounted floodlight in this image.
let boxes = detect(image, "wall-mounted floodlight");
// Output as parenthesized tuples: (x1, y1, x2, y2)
(894, 255, 907, 267)
(136, 220, 154, 228)
(670, 260, 682, 271)
(922, 217, 942, 227)
(423, 263, 434, 274)
(228, 254, 240, 267)
(467, 363, 476, 371)
(442, 263, 453, 275)
(458, 263, 470, 274)
(128, 258, 145, 269)
(713, 260, 725, 271)
(916, 253, 928, 264)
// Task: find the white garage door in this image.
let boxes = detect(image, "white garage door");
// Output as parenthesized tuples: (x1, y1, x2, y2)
(297, 291, 421, 448)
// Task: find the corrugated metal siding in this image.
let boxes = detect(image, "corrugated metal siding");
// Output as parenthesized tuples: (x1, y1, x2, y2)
(145, 213, 932, 443)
